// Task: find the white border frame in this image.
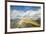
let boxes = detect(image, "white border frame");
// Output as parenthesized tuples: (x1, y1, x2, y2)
(7, 2, 43, 32)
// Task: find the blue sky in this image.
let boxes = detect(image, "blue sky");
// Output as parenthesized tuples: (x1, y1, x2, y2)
(10, 5, 40, 12)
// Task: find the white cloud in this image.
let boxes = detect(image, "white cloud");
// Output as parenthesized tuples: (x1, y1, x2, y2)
(10, 10, 25, 19)
(10, 10, 41, 20)
(26, 10, 41, 20)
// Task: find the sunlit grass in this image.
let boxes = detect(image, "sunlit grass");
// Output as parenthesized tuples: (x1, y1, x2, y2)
(10, 17, 40, 28)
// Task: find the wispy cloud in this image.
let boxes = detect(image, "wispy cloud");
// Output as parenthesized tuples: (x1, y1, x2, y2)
(10, 9, 41, 20)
